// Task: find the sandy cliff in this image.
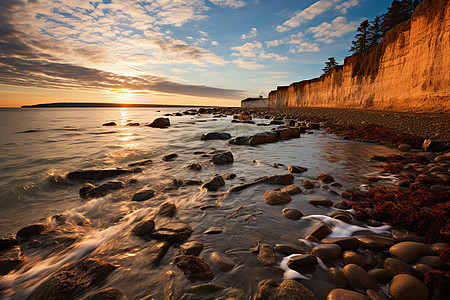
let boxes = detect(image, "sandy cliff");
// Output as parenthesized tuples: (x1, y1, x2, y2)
(267, 0, 450, 112)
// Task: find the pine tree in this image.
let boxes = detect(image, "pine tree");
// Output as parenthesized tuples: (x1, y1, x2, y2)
(381, 0, 416, 34)
(368, 16, 383, 48)
(349, 20, 370, 54)
(322, 57, 338, 74)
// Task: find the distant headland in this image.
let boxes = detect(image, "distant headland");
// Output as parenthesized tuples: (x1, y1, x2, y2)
(21, 102, 212, 108)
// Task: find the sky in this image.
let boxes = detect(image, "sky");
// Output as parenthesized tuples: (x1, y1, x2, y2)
(0, 0, 392, 107)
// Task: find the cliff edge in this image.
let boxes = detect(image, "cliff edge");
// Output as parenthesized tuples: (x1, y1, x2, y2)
(267, 0, 450, 112)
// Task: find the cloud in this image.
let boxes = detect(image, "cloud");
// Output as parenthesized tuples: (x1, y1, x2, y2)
(307, 16, 360, 43)
(265, 38, 286, 47)
(241, 27, 258, 39)
(289, 42, 320, 53)
(209, 0, 247, 9)
(232, 58, 263, 70)
(211, 41, 219, 45)
(231, 41, 263, 57)
(276, 0, 359, 31)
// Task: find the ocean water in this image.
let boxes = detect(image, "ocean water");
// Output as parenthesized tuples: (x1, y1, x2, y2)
(0, 107, 400, 299)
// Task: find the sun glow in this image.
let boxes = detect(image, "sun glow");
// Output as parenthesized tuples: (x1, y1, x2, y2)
(117, 90, 132, 101)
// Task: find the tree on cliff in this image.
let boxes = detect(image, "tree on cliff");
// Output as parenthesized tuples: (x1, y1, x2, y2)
(322, 57, 338, 74)
(349, 20, 370, 54)
(381, 0, 419, 34)
(368, 16, 383, 48)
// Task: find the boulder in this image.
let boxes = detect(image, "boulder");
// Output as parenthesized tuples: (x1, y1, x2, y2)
(67, 169, 133, 181)
(261, 174, 294, 185)
(303, 180, 315, 189)
(288, 254, 318, 271)
(281, 184, 302, 195)
(131, 219, 155, 236)
(132, 189, 155, 201)
(388, 274, 429, 300)
(288, 165, 308, 173)
(174, 255, 214, 281)
(209, 252, 236, 272)
(211, 151, 234, 165)
(317, 174, 335, 184)
(228, 136, 250, 145)
(275, 244, 304, 255)
(249, 132, 278, 146)
(257, 244, 277, 266)
(389, 242, 433, 264)
(17, 223, 48, 238)
(274, 128, 301, 140)
(158, 202, 177, 217)
(282, 208, 303, 220)
(255, 279, 317, 300)
(263, 190, 292, 205)
(148, 117, 170, 128)
(312, 244, 341, 261)
(308, 222, 332, 240)
(27, 258, 118, 300)
(148, 242, 170, 266)
(202, 175, 225, 191)
(180, 241, 204, 256)
(152, 222, 193, 243)
(201, 132, 231, 140)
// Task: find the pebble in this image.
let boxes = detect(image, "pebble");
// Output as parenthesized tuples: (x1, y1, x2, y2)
(158, 202, 176, 217)
(356, 235, 396, 251)
(275, 244, 304, 255)
(179, 241, 204, 256)
(326, 288, 369, 300)
(209, 252, 236, 272)
(131, 219, 155, 236)
(202, 175, 225, 191)
(287, 165, 308, 173)
(309, 222, 332, 240)
(342, 250, 367, 269)
(281, 184, 303, 195)
(389, 241, 433, 263)
(366, 289, 387, 300)
(396, 180, 411, 187)
(102, 122, 116, 126)
(342, 264, 378, 290)
(187, 283, 226, 294)
(308, 197, 333, 206)
(222, 173, 237, 180)
(281, 208, 303, 220)
(148, 242, 170, 266)
(203, 227, 222, 234)
(187, 163, 202, 171)
(328, 267, 349, 287)
(327, 211, 352, 223)
(288, 254, 318, 271)
(302, 180, 315, 189)
(398, 144, 411, 152)
(391, 229, 422, 242)
(383, 258, 422, 278)
(317, 174, 334, 183)
(430, 185, 448, 192)
(211, 151, 234, 165)
(174, 255, 214, 281)
(412, 263, 434, 275)
(261, 174, 294, 185)
(368, 268, 392, 284)
(417, 255, 447, 269)
(330, 182, 342, 188)
(257, 244, 277, 266)
(322, 237, 359, 251)
(428, 165, 446, 173)
(366, 219, 383, 227)
(163, 153, 177, 161)
(148, 117, 170, 128)
(131, 189, 155, 202)
(263, 190, 292, 205)
(312, 244, 341, 261)
(388, 274, 429, 300)
(430, 242, 449, 252)
(255, 279, 317, 300)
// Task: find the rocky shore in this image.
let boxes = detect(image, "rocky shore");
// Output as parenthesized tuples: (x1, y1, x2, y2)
(1, 108, 449, 299)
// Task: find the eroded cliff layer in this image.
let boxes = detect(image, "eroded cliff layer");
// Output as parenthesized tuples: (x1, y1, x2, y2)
(268, 0, 450, 112)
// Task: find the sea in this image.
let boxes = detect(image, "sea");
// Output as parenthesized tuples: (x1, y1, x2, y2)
(0, 107, 400, 299)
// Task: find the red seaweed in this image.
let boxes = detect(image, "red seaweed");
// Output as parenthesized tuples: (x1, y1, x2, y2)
(424, 270, 450, 300)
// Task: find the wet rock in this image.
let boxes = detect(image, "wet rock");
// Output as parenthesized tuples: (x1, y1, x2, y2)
(322, 237, 359, 251)
(368, 268, 392, 284)
(79, 183, 96, 199)
(84, 288, 124, 300)
(263, 190, 292, 205)
(384, 258, 422, 278)
(309, 222, 332, 240)
(275, 244, 304, 255)
(261, 174, 294, 185)
(158, 202, 177, 217)
(281, 184, 302, 195)
(102, 122, 116, 126)
(412, 263, 434, 275)
(288, 165, 308, 173)
(275, 127, 301, 140)
(0, 245, 24, 275)
(303, 180, 315, 189)
(257, 244, 277, 266)
(281, 208, 303, 220)
(211, 151, 234, 165)
(326, 288, 369, 300)
(132, 189, 156, 201)
(417, 255, 447, 270)
(249, 132, 278, 146)
(430, 242, 450, 252)
(389, 274, 428, 300)
(342, 250, 367, 269)
(342, 264, 378, 290)
(312, 244, 341, 261)
(356, 235, 396, 251)
(228, 136, 250, 145)
(163, 153, 177, 161)
(148, 242, 170, 266)
(328, 267, 349, 288)
(222, 173, 237, 180)
(428, 165, 446, 173)
(366, 289, 387, 300)
(152, 222, 193, 243)
(128, 159, 153, 167)
(396, 180, 411, 187)
(330, 182, 342, 188)
(202, 175, 225, 191)
(187, 283, 226, 294)
(389, 241, 433, 264)
(0, 234, 18, 251)
(317, 174, 334, 184)
(430, 185, 448, 192)
(180, 241, 204, 256)
(209, 252, 236, 272)
(366, 219, 383, 227)
(67, 169, 133, 181)
(398, 144, 411, 152)
(131, 219, 155, 236)
(203, 227, 222, 234)
(201, 132, 231, 140)
(148, 117, 170, 128)
(254, 279, 317, 300)
(184, 179, 203, 186)
(327, 211, 352, 223)
(17, 223, 48, 238)
(27, 258, 118, 300)
(187, 163, 202, 171)
(308, 197, 333, 206)
(288, 254, 318, 271)
(174, 255, 214, 281)
(86, 181, 124, 198)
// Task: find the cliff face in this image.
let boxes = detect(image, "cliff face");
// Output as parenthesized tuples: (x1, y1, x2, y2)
(241, 98, 268, 108)
(268, 0, 450, 112)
